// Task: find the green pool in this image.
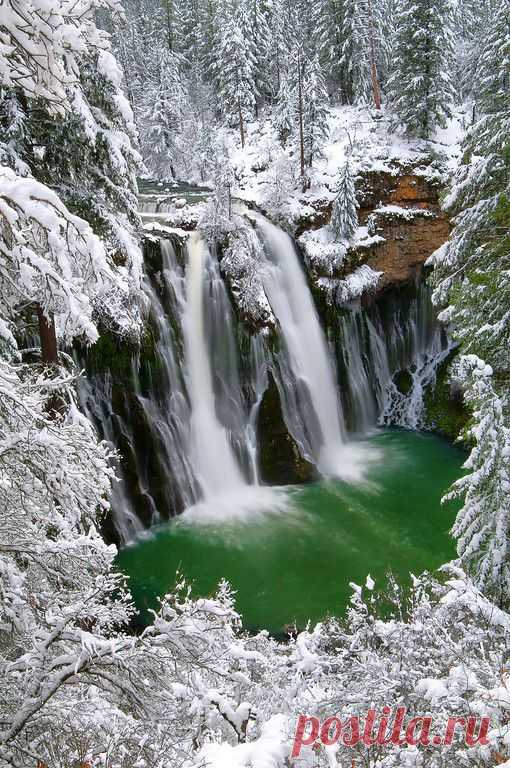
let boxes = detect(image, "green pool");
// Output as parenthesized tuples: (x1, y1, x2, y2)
(117, 429, 464, 634)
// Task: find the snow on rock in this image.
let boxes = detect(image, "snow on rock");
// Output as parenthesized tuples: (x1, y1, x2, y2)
(371, 204, 436, 222)
(220, 220, 275, 331)
(213, 105, 459, 235)
(143, 223, 190, 240)
(299, 226, 347, 276)
(334, 265, 382, 306)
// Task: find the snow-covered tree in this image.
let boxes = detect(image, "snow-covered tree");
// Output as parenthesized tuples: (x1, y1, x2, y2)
(273, 67, 295, 146)
(430, 1, 510, 369)
(0, 2, 144, 345)
(142, 50, 189, 179)
(245, 0, 273, 114)
(341, 0, 384, 107)
(264, 147, 295, 214)
(453, 0, 498, 102)
(215, 1, 257, 147)
(331, 161, 359, 240)
(444, 356, 510, 605)
(387, 0, 456, 137)
(302, 55, 330, 168)
(311, 0, 345, 100)
(0, 167, 126, 349)
(199, 152, 235, 244)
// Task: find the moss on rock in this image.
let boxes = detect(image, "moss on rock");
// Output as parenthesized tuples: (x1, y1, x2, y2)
(424, 352, 471, 442)
(257, 373, 315, 485)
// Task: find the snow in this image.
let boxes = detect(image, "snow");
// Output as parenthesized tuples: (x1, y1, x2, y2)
(415, 678, 449, 703)
(206, 105, 459, 233)
(195, 715, 288, 768)
(372, 204, 435, 221)
(299, 226, 347, 276)
(334, 265, 382, 305)
(97, 50, 123, 88)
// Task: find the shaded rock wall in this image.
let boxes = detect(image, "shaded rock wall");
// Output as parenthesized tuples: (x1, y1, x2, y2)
(256, 373, 315, 485)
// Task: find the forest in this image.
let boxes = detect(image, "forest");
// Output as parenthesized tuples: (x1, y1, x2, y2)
(1, 0, 510, 766)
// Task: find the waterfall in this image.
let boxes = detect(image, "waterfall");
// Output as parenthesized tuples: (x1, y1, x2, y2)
(183, 233, 246, 498)
(163, 231, 286, 524)
(76, 371, 145, 544)
(77, 213, 452, 540)
(335, 284, 453, 433)
(254, 216, 366, 479)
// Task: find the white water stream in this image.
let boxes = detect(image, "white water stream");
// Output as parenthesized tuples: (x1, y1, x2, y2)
(256, 215, 373, 480)
(78, 214, 450, 537)
(181, 232, 286, 523)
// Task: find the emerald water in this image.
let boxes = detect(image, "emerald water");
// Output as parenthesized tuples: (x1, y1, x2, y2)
(118, 429, 463, 634)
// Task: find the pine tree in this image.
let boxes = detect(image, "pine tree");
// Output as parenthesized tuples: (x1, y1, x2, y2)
(311, 0, 346, 101)
(341, 0, 383, 107)
(387, 0, 456, 138)
(431, 1, 510, 369)
(245, 0, 273, 114)
(331, 160, 359, 240)
(21, 51, 144, 339)
(273, 65, 295, 146)
(269, 0, 296, 101)
(142, 50, 188, 179)
(444, 356, 510, 604)
(454, 0, 496, 102)
(302, 54, 330, 168)
(215, 2, 257, 147)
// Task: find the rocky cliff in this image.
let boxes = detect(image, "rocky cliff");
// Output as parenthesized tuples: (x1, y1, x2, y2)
(297, 160, 450, 297)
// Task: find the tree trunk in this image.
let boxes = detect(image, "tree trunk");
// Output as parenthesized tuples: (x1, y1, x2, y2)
(238, 99, 245, 149)
(297, 51, 306, 190)
(36, 305, 58, 366)
(367, 0, 382, 110)
(164, 0, 173, 51)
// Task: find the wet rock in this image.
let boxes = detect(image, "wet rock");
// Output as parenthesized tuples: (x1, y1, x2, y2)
(424, 352, 471, 443)
(393, 369, 414, 396)
(257, 373, 315, 485)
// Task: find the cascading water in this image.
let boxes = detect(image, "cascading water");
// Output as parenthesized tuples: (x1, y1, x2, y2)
(180, 232, 287, 523)
(78, 212, 453, 540)
(183, 233, 246, 497)
(334, 284, 453, 434)
(76, 371, 145, 543)
(254, 215, 375, 480)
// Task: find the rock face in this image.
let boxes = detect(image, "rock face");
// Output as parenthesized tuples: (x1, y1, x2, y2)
(424, 351, 471, 443)
(354, 167, 451, 288)
(296, 161, 450, 292)
(256, 374, 315, 485)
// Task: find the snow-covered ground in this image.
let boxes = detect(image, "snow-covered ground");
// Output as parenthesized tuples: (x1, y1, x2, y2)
(222, 105, 466, 222)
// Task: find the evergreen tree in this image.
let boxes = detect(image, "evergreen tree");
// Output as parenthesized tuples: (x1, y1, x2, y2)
(387, 0, 455, 138)
(22, 52, 144, 338)
(431, 1, 510, 369)
(302, 55, 330, 168)
(269, 0, 296, 101)
(445, 356, 510, 605)
(174, 0, 202, 62)
(142, 50, 189, 179)
(245, 0, 273, 114)
(341, 0, 383, 107)
(331, 160, 359, 240)
(453, 0, 499, 104)
(215, 1, 257, 146)
(312, 0, 347, 101)
(273, 65, 295, 146)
